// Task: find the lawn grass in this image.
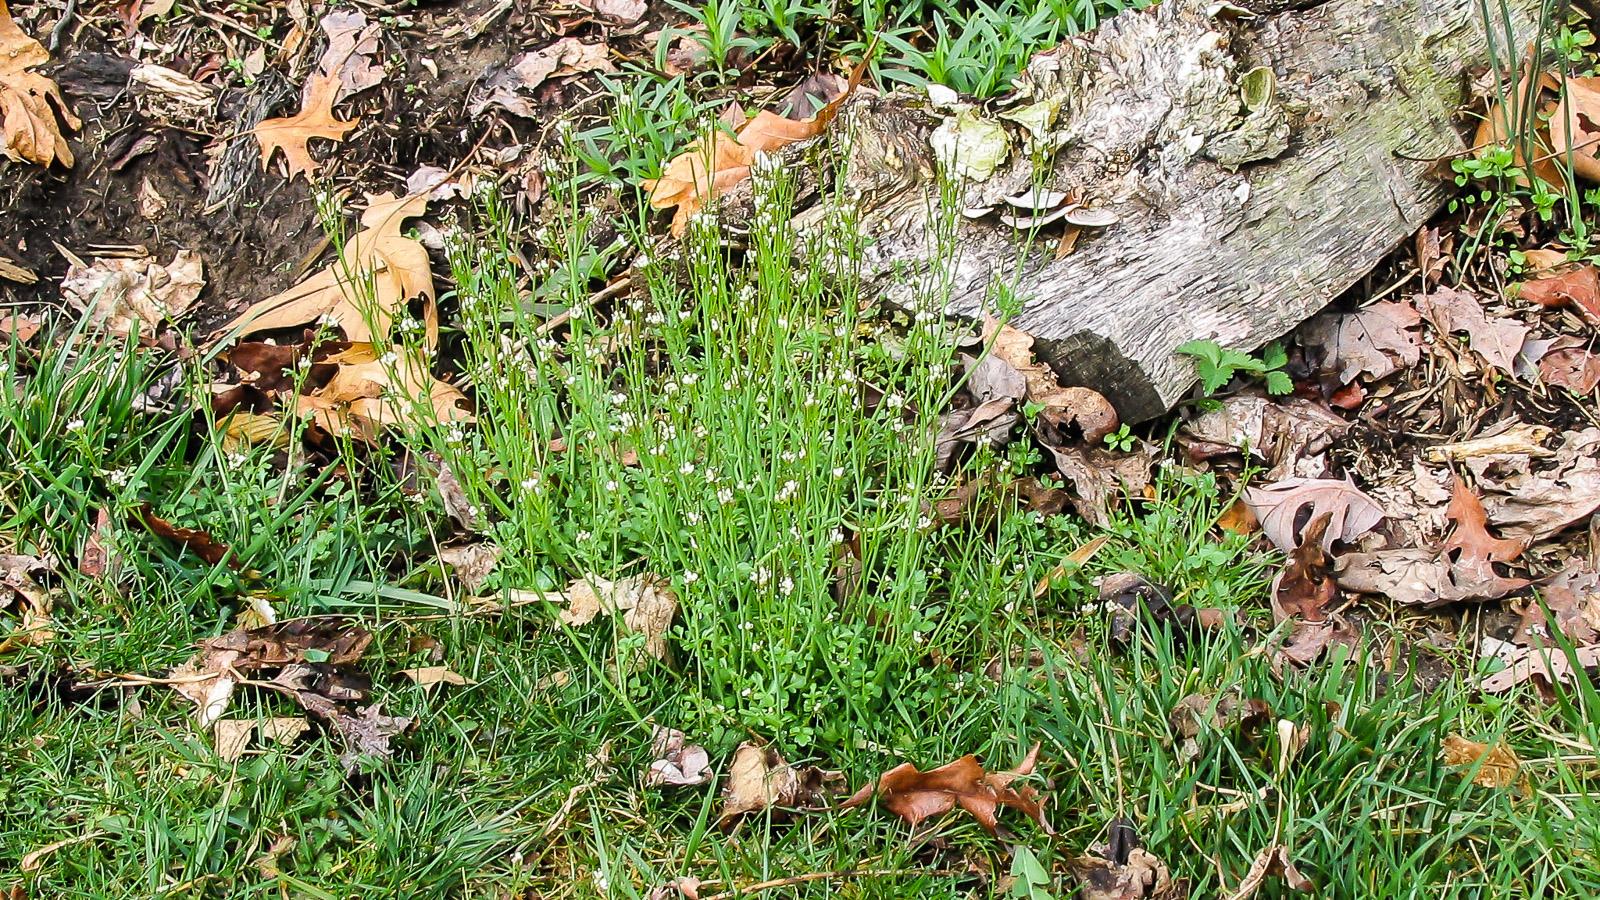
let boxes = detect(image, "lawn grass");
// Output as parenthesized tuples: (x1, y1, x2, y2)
(6, 1, 1600, 894)
(5, 153, 1600, 899)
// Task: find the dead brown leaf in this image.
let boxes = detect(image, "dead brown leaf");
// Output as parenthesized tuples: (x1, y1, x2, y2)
(254, 72, 357, 181)
(1548, 75, 1600, 182)
(0, 553, 54, 652)
(985, 317, 1119, 444)
(842, 743, 1050, 835)
(1415, 287, 1528, 373)
(1069, 819, 1186, 900)
(1442, 734, 1523, 790)
(1480, 428, 1600, 541)
(719, 741, 841, 823)
(1223, 844, 1314, 899)
(439, 543, 500, 593)
(1298, 300, 1422, 384)
(313, 11, 385, 104)
(1243, 476, 1384, 554)
(558, 574, 680, 663)
(471, 39, 614, 118)
(644, 59, 865, 233)
(1050, 443, 1157, 528)
(1519, 264, 1600, 322)
(60, 249, 204, 337)
(399, 665, 469, 688)
(0, 0, 80, 168)
(1480, 641, 1600, 692)
(1180, 394, 1349, 480)
(1536, 337, 1600, 394)
(133, 504, 239, 569)
(221, 192, 436, 347)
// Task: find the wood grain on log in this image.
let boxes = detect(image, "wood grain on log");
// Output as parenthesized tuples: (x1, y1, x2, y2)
(793, 0, 1540, 421)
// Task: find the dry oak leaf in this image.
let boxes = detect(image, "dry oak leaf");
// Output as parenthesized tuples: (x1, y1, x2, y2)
(313, 10, 385, 104)
(645, 58, 865, 234)
(1441, 734, 1523, 790)
(0, 0, 80, 168)
(1242, 476, 1384, 554)
(60, 249, 204, 337)
(254, 72, 357, 181)
(842, 742, 1051, 835)
(0, 553, 54, 653)
(1549, 75, 1600, 183)
(1179, 394, 1349, 481)
(222, 192, 437, 347)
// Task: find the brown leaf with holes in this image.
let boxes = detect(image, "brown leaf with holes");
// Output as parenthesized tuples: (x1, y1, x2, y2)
(254, 72, 357, 181)
(1519, 264, 1600, 322)
(1243, 476, 1384, 554)
(842, 743, 1050, 835)
(0, 0, 80, 168)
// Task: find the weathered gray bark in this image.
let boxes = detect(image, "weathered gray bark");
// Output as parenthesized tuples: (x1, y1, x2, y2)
(794, 0, 1541, 421)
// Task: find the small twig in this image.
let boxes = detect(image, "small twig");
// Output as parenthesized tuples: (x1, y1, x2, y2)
(696, 868, 956, 900)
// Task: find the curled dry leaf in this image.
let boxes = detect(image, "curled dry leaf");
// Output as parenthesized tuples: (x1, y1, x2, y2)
(60, 250, 204, 337)
(1243, 476, 1384, 554)
(984, 317, 1119, 443)
(645, 725, 712, 787)
(254, 72, 357, 181)
(1169, 691, 1271, 764)
(0, 0, 81, 168)
(1480, 428, 1600, 541)
(133, 504, 239, 569)
(1050, 442, 1159, 528)
(297, 346, 472, 441)
(1224, 844, 1314, 899)
(718, 741, 841, 823)
(0, 553, 54, 652)
(842, 742, 1050, 835)
(1070, 819, 1186, 900)
(169, 618, 372, 728)
(1415, 287, 1527, 373)
(592, 0, 648, 24)
(1441, 734, 1523, 790)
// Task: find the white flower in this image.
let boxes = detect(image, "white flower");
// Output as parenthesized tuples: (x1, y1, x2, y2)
(778, 576, 794, 596)
(679, 461, 696, 476)
(683, 570, 699, 584)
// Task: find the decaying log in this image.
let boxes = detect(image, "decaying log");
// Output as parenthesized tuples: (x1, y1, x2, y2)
(792, 0, 1540, 422)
